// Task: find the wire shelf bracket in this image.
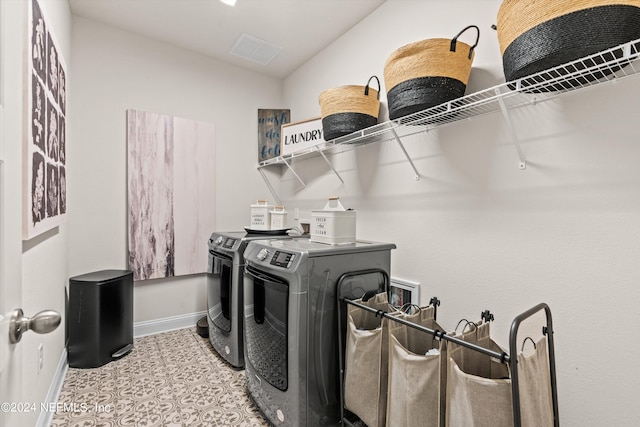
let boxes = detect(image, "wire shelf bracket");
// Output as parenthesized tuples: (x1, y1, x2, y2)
(318, 149, 345, 185)
(257, 167, 282, 206)
(283, 158, 305, 188)
(495, 86, 527, 170)
(391, 128, 421, 180)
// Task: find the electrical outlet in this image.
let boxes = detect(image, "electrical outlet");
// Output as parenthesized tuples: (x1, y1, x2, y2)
(37, 343, 44, 373)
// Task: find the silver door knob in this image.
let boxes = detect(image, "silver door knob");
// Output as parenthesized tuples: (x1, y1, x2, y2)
(9, 308, 61, 344)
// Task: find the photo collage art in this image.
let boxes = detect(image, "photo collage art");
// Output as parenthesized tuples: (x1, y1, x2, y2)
(26, 0, 67, 239)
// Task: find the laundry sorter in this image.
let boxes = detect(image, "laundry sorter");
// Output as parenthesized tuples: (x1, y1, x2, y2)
(336, 283, 560, 427)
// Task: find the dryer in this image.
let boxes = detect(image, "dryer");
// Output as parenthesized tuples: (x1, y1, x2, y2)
(206, 231, 291, 368)
(242, 238, 396, 426)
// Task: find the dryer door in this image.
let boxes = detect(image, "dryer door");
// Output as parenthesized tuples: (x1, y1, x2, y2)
(244, 266, 289, 391)
(207, 250, 233, 334)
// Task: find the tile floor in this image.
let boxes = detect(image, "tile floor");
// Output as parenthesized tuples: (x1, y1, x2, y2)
(50, 328, 270, 427)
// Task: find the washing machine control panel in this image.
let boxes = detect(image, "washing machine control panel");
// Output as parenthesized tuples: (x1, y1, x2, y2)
(257, 248, 270, 261)
(222, 238, 236, 249)
(270, 251, 296, 268)
(211, 236, 237, 250)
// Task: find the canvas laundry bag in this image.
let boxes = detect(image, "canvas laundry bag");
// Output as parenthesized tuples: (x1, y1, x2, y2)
(446, 321, 512, 427)
(386, 306, 448, 427)
(517, 337, 555, 426)
(446, 321, 555, 427)
(344, 292, 398, 427)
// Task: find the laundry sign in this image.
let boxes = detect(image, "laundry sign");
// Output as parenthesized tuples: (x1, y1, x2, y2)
(280, 117, 326, 156)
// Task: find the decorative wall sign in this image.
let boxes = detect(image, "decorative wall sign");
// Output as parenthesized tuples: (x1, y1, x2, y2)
(24, 0, 67, 239)
(280, 117, 326, 156)
(127, 110, 216, 281)
(258, 108, 290, 162)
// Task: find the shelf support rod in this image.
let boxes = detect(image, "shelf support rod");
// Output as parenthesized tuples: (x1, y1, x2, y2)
(390, 128, 421, 180)
(495, 87, 526, 170)
(282, 157, 307, 188)
(257, 167, 282, 206)
(318, 150, 344, 185)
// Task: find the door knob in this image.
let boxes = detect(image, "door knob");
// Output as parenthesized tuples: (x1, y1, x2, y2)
(9, 308, 61, 344)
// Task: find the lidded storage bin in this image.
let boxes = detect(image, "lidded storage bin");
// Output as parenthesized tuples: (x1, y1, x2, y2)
(384, 25, 480, 120)
(250, 199, 273, 230)
(310, 197, 356, 245)
(318, 76, 381, 141)
(269, 205, 287, 230)
(496, 0, 640, 90)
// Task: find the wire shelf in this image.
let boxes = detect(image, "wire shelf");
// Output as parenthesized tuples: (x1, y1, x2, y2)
(258, 37, 640, 170)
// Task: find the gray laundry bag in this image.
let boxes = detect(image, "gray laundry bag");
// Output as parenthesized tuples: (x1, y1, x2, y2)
(344, 292, 398, 427)
(386, 306, 448, 427)
(446, 321, 554, 427)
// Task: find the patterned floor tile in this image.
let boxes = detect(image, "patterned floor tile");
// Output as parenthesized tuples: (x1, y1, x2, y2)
(51, 328, 270, 427)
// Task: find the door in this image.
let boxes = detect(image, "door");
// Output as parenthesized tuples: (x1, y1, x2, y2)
(0, 1, 21, 421)
(0, 103, 21, 425)
(0, 131, 7, 427)
(243, 266, 289, 391)
(207, 250, 233, 334)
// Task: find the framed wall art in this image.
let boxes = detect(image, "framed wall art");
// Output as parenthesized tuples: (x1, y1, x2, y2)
(257, 108, 290, 162)
(127, 109, 216, 281)
(24, 0, 67, 239)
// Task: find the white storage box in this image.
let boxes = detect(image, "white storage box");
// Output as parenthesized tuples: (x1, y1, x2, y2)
(270, 206, 287, 230)
(250, 200, 274, 230)
(310, 197, 356, 245)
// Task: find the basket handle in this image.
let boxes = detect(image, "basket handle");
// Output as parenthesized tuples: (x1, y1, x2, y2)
(364, 75, 381, 100)
(450, 25, 480, 59)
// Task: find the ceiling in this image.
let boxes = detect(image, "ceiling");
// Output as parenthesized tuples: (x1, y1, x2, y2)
(68, 0, 387, 79)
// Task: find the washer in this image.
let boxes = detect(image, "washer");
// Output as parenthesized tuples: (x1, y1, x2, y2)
(206, 231, 291, 368)
(242, 238, 396, 426)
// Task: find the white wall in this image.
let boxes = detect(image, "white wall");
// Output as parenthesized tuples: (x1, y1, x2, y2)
(282, 0, 640, 425)
(1, 0, 71, 425)
(69, 17, 283, 322)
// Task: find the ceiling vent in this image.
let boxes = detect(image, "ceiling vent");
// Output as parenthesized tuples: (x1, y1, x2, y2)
(229, 33, 282, 65)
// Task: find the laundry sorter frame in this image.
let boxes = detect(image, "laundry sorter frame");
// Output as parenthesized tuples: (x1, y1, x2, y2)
(335, 269, 559, 427)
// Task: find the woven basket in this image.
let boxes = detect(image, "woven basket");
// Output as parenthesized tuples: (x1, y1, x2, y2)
(318, 76, 380, 141)
(384, 25, 480, 120)
(497, 0, 640, 91)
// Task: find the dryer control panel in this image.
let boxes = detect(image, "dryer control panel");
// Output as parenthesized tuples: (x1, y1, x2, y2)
(270, 251, 296, 269)
(210, 236, 237, 250)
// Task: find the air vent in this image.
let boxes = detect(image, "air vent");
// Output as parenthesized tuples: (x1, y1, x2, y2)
(229, 33, 282, 65)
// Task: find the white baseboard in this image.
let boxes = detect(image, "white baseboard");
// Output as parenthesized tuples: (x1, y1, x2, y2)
(36, 348, 69, 427)
(134, 310, 207, 338)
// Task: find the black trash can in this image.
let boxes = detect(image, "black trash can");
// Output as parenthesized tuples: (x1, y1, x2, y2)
(67, 269, 134, 368)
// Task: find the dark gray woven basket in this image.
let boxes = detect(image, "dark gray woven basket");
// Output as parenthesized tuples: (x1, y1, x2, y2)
(321, 113, 378, 141)
(387, 76, 467, 120)
(500, 4, 640, 91)
(319, 76, 381, 141)
(384, 25, 480, 121)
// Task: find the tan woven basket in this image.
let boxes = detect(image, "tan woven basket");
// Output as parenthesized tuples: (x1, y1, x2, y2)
(318, 76, 380, 140)
(497, 0, 640, 87)
(319, 84, 380, 118)
(383, 25, 480, 120)
(497, 0, 640, 55)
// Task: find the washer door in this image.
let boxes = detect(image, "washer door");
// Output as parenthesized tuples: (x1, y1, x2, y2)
(207, 251, 233, 334)
(244, 266, 289, 391)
